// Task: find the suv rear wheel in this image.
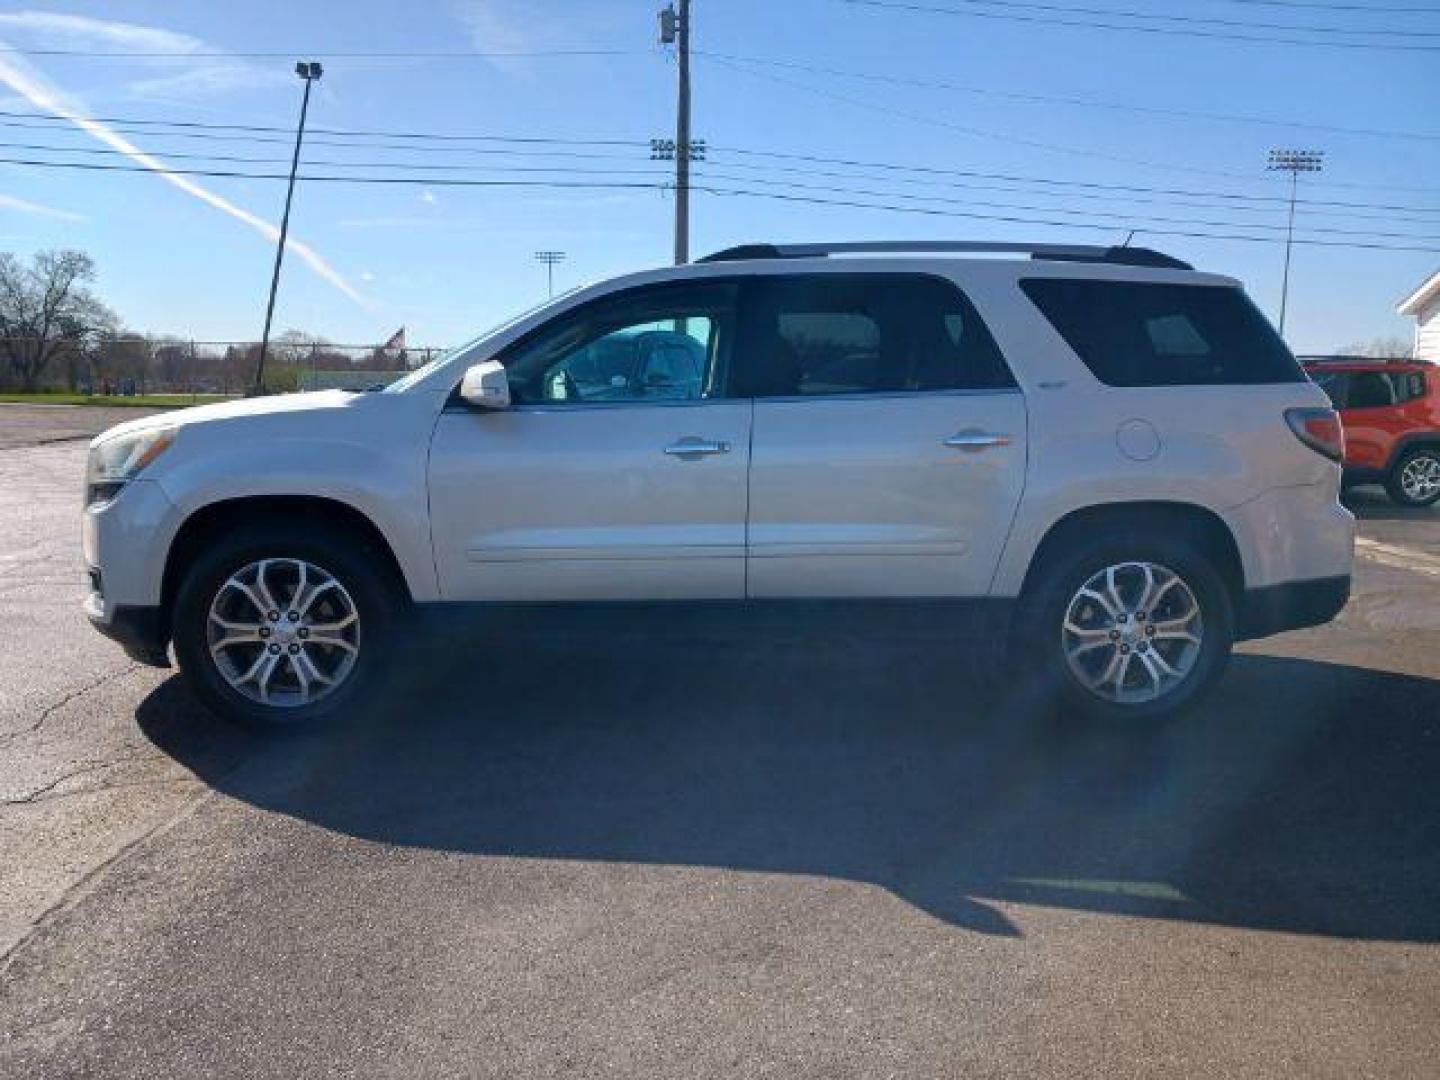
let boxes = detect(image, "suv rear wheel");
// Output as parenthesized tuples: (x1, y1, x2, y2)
(1386, 447, 1440, 508)
(1018, 533, 1234, 722)
(172, 523, 402, 728)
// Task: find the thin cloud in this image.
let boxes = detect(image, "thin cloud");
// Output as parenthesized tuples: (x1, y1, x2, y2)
(0, 192, 85, 222)
(0, 12, 206, 53)
(0, 12, 283, 102)
(451, 1, 622, 70)
(0, 48, 364, 305)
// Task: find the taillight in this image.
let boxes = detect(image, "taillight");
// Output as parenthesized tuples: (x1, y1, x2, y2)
(1285, 407, 1344, 463)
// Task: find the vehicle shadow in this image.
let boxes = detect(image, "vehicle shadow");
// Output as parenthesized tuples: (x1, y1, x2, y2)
(136, 613, 1440, 942)
(1343, 486, 1439, 522)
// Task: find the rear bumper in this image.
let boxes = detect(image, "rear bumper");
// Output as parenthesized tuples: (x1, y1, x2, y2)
(1341, 466, 1385, 486)
(1236, 574, 1350, 641)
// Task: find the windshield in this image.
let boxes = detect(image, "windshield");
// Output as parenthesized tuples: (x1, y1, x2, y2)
(383, 287, 585, 393)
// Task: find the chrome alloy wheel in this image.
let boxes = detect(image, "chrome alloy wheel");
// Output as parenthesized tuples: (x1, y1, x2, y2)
(206, 558, 360, 708)
(1400, 454, 1440, 503)
(1061, 561, 1203, 705)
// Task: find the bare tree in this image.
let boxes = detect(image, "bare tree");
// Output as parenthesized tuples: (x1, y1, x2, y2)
(0, 250, 117, 391)
(1337, 335, 1413, 359)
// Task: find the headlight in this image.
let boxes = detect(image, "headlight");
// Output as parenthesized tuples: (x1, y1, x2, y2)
(85, 427, 176, 506)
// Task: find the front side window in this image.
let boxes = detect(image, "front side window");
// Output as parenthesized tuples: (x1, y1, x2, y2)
(734, 274, 1015, 398)
(1021, 279, 1304, 388)
(501, 284, 735, 405)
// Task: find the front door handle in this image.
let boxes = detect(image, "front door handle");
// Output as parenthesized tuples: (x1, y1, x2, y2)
(943, 430, 1012, 453)
(664, 437, 731, 459)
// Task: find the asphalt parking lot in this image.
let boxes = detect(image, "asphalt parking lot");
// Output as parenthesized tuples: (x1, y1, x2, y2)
(2, 404, 1438, 1078)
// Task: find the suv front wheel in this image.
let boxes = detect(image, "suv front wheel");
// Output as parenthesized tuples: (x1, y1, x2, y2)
(1386, 447, 1440, 508)
(172, 523, 402, 728)
(1019, 533, 1235, 722)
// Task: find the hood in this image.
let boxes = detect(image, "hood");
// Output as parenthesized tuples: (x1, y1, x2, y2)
(89, 390, 359, 446)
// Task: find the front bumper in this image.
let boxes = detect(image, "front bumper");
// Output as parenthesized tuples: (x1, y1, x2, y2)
(1236, 574, 1350, 641)
(83, 479, 181, 666)
(84, 592, 171, 666)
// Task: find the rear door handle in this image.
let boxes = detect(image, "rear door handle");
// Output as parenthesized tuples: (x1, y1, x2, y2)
(943, 430, 1012, 452)
(664, 437, 731, 458)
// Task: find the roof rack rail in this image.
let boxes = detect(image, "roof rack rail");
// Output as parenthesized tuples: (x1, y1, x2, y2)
(1298, 354, 1419, 366)
(697, 240, 1193, 271)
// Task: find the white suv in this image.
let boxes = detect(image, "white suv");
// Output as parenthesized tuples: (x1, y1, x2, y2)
(82, 241, 1354, 726)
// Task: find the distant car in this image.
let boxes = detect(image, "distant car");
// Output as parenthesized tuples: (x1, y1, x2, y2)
(82, 240, 1354, 728)
(1303, 359, 1440, 507)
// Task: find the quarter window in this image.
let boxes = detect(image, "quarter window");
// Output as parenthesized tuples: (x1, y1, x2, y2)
(1021, 279, 1304, 387)
(734, 274, 1015, 397)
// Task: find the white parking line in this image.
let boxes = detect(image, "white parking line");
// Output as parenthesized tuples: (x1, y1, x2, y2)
(1355, 536, 1440, 578)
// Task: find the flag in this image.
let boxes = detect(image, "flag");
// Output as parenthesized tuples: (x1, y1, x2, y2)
(381, 326, 405, 353)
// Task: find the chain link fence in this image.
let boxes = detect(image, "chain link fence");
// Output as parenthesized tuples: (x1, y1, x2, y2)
(0, 336, 448, 397)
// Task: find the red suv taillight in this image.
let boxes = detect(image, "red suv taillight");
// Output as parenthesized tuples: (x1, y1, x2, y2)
(1285, 407, 1344, 463)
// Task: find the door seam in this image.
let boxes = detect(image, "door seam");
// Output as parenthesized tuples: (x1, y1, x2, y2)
(743, 397, 755, 599)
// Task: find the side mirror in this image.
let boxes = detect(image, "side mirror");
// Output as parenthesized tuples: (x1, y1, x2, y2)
(459, 360, 510, 410)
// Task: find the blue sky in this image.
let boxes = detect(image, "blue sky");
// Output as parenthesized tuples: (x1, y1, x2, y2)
(0, 0, 1434, 352)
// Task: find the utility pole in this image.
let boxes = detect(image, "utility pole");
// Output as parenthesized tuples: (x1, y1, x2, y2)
(658, 1, 696, 264)
(253, 61, 323, 396)
(1266, 148, 1324, 339)
(534, 250, 566, 298)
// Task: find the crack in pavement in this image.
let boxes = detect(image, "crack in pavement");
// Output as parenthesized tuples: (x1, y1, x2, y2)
(1, 774, 198, 808)
(0, 786, 221, 974)
(0, 751, 173, 806)
(0, 662, 145, 744)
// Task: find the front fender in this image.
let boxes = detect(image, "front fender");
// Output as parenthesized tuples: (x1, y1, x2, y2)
(152, 410, 440, 602)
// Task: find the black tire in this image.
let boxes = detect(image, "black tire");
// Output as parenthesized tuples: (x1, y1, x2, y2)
(171, 521, 406, 729)
(1385, 447, 1440, 508)
(1015, 531, 1235, 724)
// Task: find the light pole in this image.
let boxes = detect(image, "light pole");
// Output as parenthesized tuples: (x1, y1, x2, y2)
(535, 250, 566, 298)
(253, 60, 323, 395)
(1266, 148, 1324, 339)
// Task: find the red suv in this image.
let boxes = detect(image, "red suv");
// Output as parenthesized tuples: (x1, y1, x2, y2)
(1302, 359, 1440, 507)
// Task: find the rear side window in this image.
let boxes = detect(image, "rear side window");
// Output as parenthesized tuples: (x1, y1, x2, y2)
(734, 274, 1016, 397)
(1020, 279, 1304, 387)
(1310, 371, 1349, 409)
(1341, 370, 1427, 409)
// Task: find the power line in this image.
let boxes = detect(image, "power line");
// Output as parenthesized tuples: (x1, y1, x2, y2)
(0, 139, 671, 177)
(1222, 0, 1440, 11)
(1, 100, 1432, 199)
(704, 54, 1440, 196)
(2, 105, 1434, 212)
(713, 145, 1440, 212)
(703, 53, 1268, 184)
(691, 183, 1440, 253)
(832, 0, 1440, 50)
(700, 155, 1440, 222)
(3, 153, 1434, 251)
(0, 45, 641, 60)
(693, 49, 1440, 144)
(0, 116, 653, 159)
(1219, 0, 1440, 12)
(0, 154, 666, 188)
(7, 136, 1436, 226)
(688, 168, 1440, 243)
(0, 109, 647, 147)
(849, 0, 1440, 36)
